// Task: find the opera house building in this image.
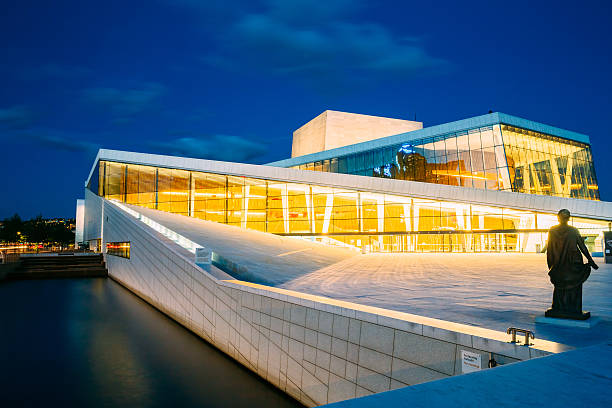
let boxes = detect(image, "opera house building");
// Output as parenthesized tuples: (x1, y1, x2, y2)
(74, 110, 612, 406)
(79, 111, 610, 255)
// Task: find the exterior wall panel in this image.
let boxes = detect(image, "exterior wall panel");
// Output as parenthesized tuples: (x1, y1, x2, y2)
(101, 199, 560, 406)
(292, 111, 422, 158)
(83, 188, 103, 243)
(75, 199, 85, 245)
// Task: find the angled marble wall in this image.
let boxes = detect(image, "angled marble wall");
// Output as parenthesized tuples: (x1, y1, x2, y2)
(84, 188, 103, 243)
(101, 200, 559, 406)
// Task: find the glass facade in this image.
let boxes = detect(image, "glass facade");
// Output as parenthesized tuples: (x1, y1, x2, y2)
(291, 124, 599, 200)
(106, 241, 130, 258)
(501, 125, 599, 200)
(92, 160, 608, 253)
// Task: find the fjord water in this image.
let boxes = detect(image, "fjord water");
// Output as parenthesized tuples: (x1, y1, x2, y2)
(0, 278, 300, 408)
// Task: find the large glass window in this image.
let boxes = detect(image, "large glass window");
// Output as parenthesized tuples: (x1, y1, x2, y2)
(95, 160, 607, 253)
(501, 125, 599, 200)
(106, 241, 130, 258)
(104, 162, 125, 201)
(290, 124, 599, 200)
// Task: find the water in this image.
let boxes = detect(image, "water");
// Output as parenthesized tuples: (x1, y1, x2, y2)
(0, 278, 301, 408)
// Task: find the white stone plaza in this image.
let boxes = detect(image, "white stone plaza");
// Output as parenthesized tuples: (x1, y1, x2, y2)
(281, 253, 612, 345)
(115, 204, 612, 348)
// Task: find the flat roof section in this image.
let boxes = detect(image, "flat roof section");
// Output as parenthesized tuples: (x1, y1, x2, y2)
(279, 252, 612, 347)
(268, 112, 591, 168)
(122, 203, 356, 286)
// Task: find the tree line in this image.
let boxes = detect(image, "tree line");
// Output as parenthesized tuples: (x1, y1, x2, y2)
(0, 214, 75, 245)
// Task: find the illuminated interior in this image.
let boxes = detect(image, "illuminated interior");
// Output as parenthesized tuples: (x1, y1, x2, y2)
(106, 241, 130, 258)
(501, 125, 599, 200)
(290, 124, 599, 200)
(89, 160, 608, 253)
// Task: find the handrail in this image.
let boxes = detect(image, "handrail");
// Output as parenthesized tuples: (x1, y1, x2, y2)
(108, 200, 253, 279)
(507, 327, 535, 346)
(109, 200, 202, 254)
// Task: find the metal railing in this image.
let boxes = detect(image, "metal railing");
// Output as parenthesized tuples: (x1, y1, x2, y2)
(109, 200, 250, 279)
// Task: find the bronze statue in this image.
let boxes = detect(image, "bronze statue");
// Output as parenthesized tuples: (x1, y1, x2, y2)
(545, 209, 598, 320)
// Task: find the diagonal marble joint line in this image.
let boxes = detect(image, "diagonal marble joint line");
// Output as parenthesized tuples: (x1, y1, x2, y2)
(276, 248, 314, 257)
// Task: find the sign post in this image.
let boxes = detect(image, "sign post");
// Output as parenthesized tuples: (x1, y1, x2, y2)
(461, 350, 482, 374)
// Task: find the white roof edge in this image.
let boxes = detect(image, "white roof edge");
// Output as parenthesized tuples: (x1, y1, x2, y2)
(85, 149, 612, 221)
(84, 149, 103, 188)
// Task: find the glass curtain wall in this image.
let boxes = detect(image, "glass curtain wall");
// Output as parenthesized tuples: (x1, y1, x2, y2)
(93, 160, 608, 253)
(501, 125, 599, 200)
(294, 125, 512, 191)
(291, 124, 599, 200)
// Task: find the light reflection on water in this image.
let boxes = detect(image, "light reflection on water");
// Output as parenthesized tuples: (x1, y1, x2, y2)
(0, 278, 301, 408)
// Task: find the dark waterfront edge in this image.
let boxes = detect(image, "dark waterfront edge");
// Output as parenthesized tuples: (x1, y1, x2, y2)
(108, 274, 306, 407)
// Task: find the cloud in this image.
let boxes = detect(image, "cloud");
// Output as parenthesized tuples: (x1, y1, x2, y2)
(235, 16, 445, 74)
(0, 105, 33, 129)
(263, 0, 364, 24)
(22, 63, 92, 80)
(34, 134, 99, 153)
(190, 0, 448, 85)
(149, 134, 268, 162)
(82, 83, 165, 118)
(11, 129, 99, 153)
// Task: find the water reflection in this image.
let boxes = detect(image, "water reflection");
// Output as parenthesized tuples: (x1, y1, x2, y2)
(0, 279, 300, 408)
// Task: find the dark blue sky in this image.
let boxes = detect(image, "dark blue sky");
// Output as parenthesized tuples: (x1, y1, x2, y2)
(1, 0, 611, 218)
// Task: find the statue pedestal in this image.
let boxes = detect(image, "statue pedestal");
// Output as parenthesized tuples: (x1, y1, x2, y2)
(535, 315, 600, 328)
(545, 309, 590, 320)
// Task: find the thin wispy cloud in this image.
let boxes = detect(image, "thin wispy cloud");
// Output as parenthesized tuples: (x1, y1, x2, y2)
(21, 63, 93, 80)
(149, 134, 268, 162)
(82, 83, 165, 119)
(0, 105, 34, 129)
(15, 129, 100, 154)
(231, 16, 446, 74)
(181, 0, 449, 86)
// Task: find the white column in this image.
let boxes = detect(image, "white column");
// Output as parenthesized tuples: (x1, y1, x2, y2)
(523, 165, 532, 193)
(377, 198, 384, 249)
(322, 193, 333, 234)
(241, 185, 249, 229)
(403, 203, 411, 232)
(456, 207, 465, 229)
(549, 157, 563, 196)
(455, 205, 466, 252)
(281, 189, 289, 233)
(306, 186, 314, 233)
(519, 214, 536, 252)
(494, 145, 511, 188)
(357, 193, 363, 233)
(189, 174, 195, 217)
(465, 205, 472, 252)
(413, 202, 420, 251)
(563, 157, 574, 196)
(479, 215, 485, 251)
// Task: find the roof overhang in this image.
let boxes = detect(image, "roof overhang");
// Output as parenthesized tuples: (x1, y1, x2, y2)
(85, 149, 611, 222)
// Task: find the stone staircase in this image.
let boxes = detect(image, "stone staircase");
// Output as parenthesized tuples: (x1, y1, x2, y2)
(6, 253, 107, 280)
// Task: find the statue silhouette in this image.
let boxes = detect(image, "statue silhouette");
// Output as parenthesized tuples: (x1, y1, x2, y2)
(545, 209, 598, 320)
